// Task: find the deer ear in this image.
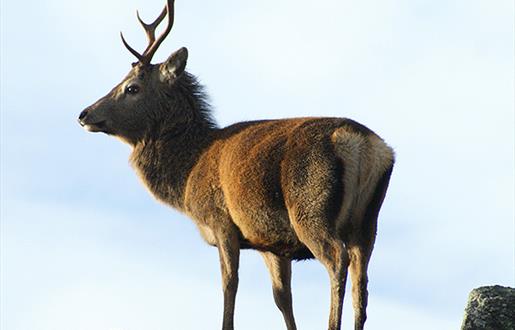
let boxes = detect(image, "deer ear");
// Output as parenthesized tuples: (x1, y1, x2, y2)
(159, 47, 188, 82)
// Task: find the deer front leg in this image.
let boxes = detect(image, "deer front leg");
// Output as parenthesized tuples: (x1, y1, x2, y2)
(261, 252, 297, 330)
(216, 230, 240, 330)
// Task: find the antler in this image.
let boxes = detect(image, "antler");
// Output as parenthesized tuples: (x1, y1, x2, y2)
(120, 0, 175, 65)
(137, 7, 167, 54)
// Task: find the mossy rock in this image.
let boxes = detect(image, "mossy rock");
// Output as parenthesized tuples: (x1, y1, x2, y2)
(462, 285, 515, 330)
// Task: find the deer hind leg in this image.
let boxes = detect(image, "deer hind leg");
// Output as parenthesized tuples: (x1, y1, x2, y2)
(261, 252, 297, 330)
(348, 246, 371, 330)
(290, 215, 350, 330)
(216, 229, 240, 330)
(348, 165, 393, 330)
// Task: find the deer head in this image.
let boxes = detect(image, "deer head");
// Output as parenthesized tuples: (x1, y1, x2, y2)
(78, 0, 189, 145)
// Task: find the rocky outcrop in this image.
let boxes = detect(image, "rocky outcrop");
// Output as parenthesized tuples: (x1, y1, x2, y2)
(461, 285, 515, 330)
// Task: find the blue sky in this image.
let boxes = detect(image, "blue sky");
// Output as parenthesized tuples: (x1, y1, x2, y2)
(1, 0, 513, 329)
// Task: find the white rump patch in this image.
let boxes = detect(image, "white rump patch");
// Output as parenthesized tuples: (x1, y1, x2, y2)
(331, 128, 394, 229)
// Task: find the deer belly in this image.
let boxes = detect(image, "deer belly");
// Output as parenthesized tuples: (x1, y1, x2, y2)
(228, 208, 313, 259)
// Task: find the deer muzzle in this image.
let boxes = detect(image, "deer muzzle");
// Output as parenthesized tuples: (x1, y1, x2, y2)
(78, 107, 108, 133)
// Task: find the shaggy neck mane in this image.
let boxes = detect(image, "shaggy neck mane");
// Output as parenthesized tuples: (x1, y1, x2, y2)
(157, 72, 217, 138)
(130, 72, 218, 209)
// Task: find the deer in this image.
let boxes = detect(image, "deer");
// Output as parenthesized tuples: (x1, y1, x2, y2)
(77, 1, 394, 329)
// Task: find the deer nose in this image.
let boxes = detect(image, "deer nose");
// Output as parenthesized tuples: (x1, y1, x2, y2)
(78, 109, 89, 126)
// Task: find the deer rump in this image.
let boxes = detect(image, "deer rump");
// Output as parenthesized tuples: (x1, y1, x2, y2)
(182, 117, 394, 260)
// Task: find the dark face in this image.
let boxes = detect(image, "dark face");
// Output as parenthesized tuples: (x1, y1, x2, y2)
(78, 64, 160, 144)
(78, 47, 188, 145)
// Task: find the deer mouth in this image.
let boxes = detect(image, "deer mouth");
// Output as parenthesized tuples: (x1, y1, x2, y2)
(81, 120, 109, 133)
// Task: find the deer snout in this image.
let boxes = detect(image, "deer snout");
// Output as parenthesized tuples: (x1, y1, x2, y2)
(78, 108, 89, 126)
(78, 106, 108, 133)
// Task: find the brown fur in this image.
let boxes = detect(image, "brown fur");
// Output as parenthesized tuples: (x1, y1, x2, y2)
(78, 4, 395, 329)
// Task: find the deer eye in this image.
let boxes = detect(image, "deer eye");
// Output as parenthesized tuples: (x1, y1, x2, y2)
(125, 85, 140, 95)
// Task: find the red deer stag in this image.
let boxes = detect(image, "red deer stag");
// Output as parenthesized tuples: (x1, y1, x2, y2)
(78, 1, 395, 329)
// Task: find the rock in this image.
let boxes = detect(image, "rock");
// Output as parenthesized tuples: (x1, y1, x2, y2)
(461, 285, 515, 330)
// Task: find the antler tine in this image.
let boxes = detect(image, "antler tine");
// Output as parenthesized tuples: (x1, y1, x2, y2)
(120, 32, 144, 62)
(136, 6, 167, 54)
(120, 0, 175, 66)
(141, 0, 175, 65)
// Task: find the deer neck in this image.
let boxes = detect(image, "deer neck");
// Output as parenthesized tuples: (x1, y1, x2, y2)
(130, 122, 215, 210)
(129, 73, 217, 210)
